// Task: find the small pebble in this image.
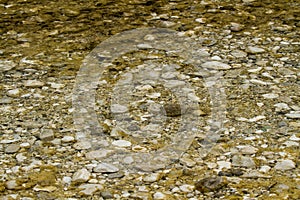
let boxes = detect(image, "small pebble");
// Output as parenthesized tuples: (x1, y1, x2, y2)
(72, 168, 91, 183)
(274, 159, 295, 171)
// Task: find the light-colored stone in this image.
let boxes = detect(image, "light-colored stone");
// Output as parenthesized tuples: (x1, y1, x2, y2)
(153, 192, 166, 200)
(143, 173, 161, 182)
(246, 46, 265, 54)
(112, 140, 131, 147)
(285, 112, 300, 119)
(24, 80, 45, 88)
(85, 150, 112, 160)
(111, 104, 128, 114)
(39, 129, 54, 141)
(61, 136, 75, 143)
(232, 155, 256, 168)
(237, 145, 258, 155)
(5, 144, 20, 153)
(274, 160, 295, 171)
(179, 184, 194, 193)
(202, 61, 231, 70)
(93, 163, 119, 173)
(72, 168, 91, 183)
(78, 184, 103, 196)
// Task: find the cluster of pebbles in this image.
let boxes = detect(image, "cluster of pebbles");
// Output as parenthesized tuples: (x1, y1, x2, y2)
(0, 0, 299, 199)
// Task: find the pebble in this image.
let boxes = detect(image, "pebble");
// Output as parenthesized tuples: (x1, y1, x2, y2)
(163, 80, 186, 88)
(112, 140, 131, 147)
(262, 93, 279, 99)
(72, 168, 91, 183)
(246, 46, 265, 54)
(230, 22, 244, 32)
(231, 155, 256, 168)
(101, 191, 114, 199)
(39, 129, 54, 141)
(23, 80, 45, 88)
(217, 161, 232, 170)
(5, 180, 19, 190)
(93, 162, 119, 173)
(33, 185, 57, 192)
(78, 184, 103, 196)
(201, 61, 231, 70)
(274, 159, 296, 171)
(195, 177, 227, 192)
(73, 140, 92, 150)
(236, 145, 258, 155)
(231, 50, 247, 58)
(274, 103, 290, 112)
(5, 144, 20, 154)
(259, 165, 271, 173)
(61, 136, 75, 143)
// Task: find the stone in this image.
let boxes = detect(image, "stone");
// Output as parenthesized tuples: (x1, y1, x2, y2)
(112, 140, 131, 147)
(93, 163, 119, 173)
(195, 177, 227, 192)
(246, 46, 265, 54)
(217, 161, 231, 170)
(0, 60, 16, 71)
(153, 192, 166, 199)
(39, 129, 54, 141)
(231, 155, 256, 168)
(110, 104, 128, 114)
(7, 89, 20, 97)
(164, 103, 181, 117)
(143, 173, 161, 182)
(262, 93, 279, 99)
(231, 50, 247, 58)
(33, 185, 57, 192)
(6, 180, 19, 190)
(179, 184, 194, 193)
(230, 22, 244, 32)
(72, 168, 91, 183)
(163, 80, 186, 88)
(61, 136, 75, 143)
(285, 113, 300, 119)
(73, 140, 91, 150)
(78, 184, 103, 196)
(274, 160, 296, 171)
(24, 80, 45, 88)
(259, 165, 271, 173)
(85, 150, 112, 160)
(101, 191, 114, 199)
(5, 144, 20, 153)
(202, 61, 231, 70)
(236, 145, 258, 155)
(274, 103, 290, 112)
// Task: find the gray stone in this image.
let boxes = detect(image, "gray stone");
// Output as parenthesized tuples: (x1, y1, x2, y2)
(78, 184, 103, 196)
(285, 113, 300, 119)
(111, 104, 128, 114)
(24, 80, 45, 88)
(61, 136, 75, 143)
(93, 162, 119, 173)
(262, 93, 279, 99)
(230, 22, 244, 32)
(7, 89, 20, 97)
(5, 144, 20, 154)
(237, 145, 258, 155)
(112, 140, 131, 147)
(246, 46, 265, 54)
(274, 160, 295, 171)
(153, 192, 166, 199)
(101, 191, 114, 199)
(39, 129, 54, 141)
(143, 173, 161, 182)
(163, 80, 186, 88)
(85, 150, 113, 160)
(232, 155, 256, 168)
(73, 140, 91, 150)
(0, 60, 16, 72)
(231, 50, 247, 58)
(202, 61, 231, 70)
(6, 180, 19, 189)
(72, 168, 91, 183)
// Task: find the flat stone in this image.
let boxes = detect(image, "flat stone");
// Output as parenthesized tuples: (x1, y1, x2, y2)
(0, 97, 13, 104)
(61, 136, 75, 143)
(5, 144, 20, 154)
(262, 93, 279, 99)
(39, 129, 54, 141)
(24, 80, 45, 88)
(274, 159, 295, 171)
(231, 155, 256, 168)
(73, 140, 91, 150)
(5, 180, 19, 190)
(110, 104, 128, 114)
(33, 185, 57, 192)
(78, 184, 103, 196)
(217, 161, 231, 170)
(236, 145, 258, 155)
(163, 80, 186, 88)
(72, 168, 91, 183)
(241, 170, 271, 178)
(112, 140, 131, 147)
(202, 61, 231, 70)
(93, 162, 119, 173)
(285, 113, 300, 119)
(246, 46, 265, 54)
(85, 150, 113, 160)
(7, 89, 20, 97)
(231, 50, 247, 58)
(230, 22, 244, 32)
(0, 60, 16, 72)
(195, 176, 227, 192)
(153, 192, 166, 199)
(143, 173, 161, 182)
(179, 184, 195, 193)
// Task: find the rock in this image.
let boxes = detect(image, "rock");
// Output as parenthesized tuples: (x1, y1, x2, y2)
(163, 80, 186, 88)
(160, 21, 176, 28)
(33, 185, 57, 192)
(110, 104, 128, 114)
(101, 191, 114, 199)
(73, 140, 91, 150)
(0, 97, 13, 104)
(7, 89, 20, 97)
(85, 150, 112, 160)
(285, 112, 300, 119)
(5, 144, 20, 154)
(230, 22, 244, 32)
(217, 161, 231, 170)
(78, 184, 103, 196)
(137, 43, 153, 49)
(236, 145, 258, 155)
(231, 50, 247, 58)
(112, 140, 131, 147)
(259, 165, 271, 173)
(5, 180, 19, 190)
(39, 129, 54, 141)
(153, 191, 166, 199)
(24, 80, 45, 88)
(274, 103, 290, 112)
(179, 184, 194, 193)
(231, 155, 256, 168)
(195, 176, 227, 192)
(143, 173, 161, 182)
(0, 60, 16, 72)
(262, 93, 279, 99)
(202, 61, 231, 70)
(61, 136, 75, 143)
(164, 103, 181, 117)
(246, 46, 265, 54)
(241, 170, 271, 178)
(274, 160, 296, 171)
(93, 163, 119, 173)
(72, 168, 91, 183)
